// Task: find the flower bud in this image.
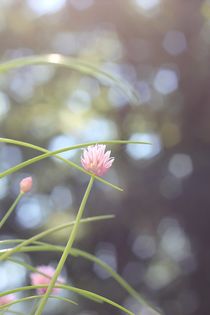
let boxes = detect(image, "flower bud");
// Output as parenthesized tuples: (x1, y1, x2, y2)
(19, 176, 33, 193)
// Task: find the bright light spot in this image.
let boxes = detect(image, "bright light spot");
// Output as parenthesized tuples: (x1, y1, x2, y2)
(0, 145, 23, 171)
(48, 54, 63, 63)
(145, 261, 179, 290)
(70, 0, 94, 11)
(163, 30, 187, 56)
(132, 234, 156, 259)
(126, 133, 162, 160)
(67, 89, 91, 114)
(48, 134, 77, 160)
(0, 92, 10, 121)
(154, 68, 178, 95)
(10, 74, 34, 102)
(0, 178, 9, 199)
(16, 195, 51, 229)
(0, 260, 27, 290)
(136, 81, 151, 104)
(81, 118, 118, 141)
(134, 0, 160, 11)
(27, 0, 66, 15)
(94, 242, 117, 279)
(51, 186, 73, 210)
(168, 154, 193, 178)
(0, 265, 8, 289)
(160, 222, 192, 261)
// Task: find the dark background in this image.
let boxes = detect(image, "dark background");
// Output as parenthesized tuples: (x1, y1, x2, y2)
(0, 0, 210, 314)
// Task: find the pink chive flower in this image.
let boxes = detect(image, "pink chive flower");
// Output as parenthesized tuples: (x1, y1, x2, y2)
(81, 144, 114, 177)
(0, 294, 16, 305)
(19, 176, 33, 193)
(30, 265, 65, 295)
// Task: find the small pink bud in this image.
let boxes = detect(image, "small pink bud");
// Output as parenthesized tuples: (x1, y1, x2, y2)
(19, 176, 33, 193)
(81, 144, 114, 177)
(30, 265, 65, 295)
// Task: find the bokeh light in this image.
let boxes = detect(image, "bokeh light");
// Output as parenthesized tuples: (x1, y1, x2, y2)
(168, 154, 193, 179)
(16, 195, 52, 229)
(163, 31, 187, 56)
(27, 0, 66, 15)
(153, 68, 179, 95)
(126, 133, 162, 160)
(134, 0, 160, 11)
(48, 134, 77, 160)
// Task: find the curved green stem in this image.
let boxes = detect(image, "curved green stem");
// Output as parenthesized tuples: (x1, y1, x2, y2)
(0, 192, 23, 230)
(6, 245, 155, 311)
(0, 54, 139, 104)
(0, 285, 134, 315)
(0, 295, 77, 311)
(34, 176, 95, 315)
(4, 243, 159, 313)
(0, 214, 114, 261)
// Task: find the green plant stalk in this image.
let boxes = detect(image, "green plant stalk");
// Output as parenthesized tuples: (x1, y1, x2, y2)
(0, 284, 134, 315)
(0, 54, 139, 104)
(34, 176, 95, 315)
(0, 295, 77, 311)
(0, 214, 114, 261)
(0, 192, 23, 230)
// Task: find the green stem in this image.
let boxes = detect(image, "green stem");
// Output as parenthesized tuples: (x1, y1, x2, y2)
(0, 54, 139, 104)
(0, 285, 134, 315)
(0, 295, 77, 312)
(0, 214, 114, 261)
(0, 192, 23, 229)
(34, 176, 95, 315)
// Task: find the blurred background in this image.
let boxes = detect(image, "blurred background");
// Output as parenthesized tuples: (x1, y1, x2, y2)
(0, 0, 210, 314)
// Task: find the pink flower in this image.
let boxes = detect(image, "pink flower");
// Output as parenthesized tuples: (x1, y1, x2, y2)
(30, 265, 65, 295)
(0, 294, 16, 305)
(19, 176, 33, 193)
(81, 144, 114, 176)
